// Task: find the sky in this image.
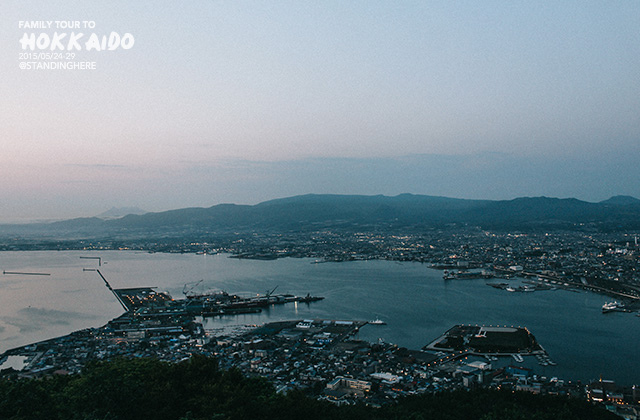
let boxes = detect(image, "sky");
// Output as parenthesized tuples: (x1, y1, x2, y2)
(1, 1, 639, 222)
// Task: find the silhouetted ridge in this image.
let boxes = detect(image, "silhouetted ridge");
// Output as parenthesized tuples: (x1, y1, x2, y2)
(600, 195, 640, 205)
(2, 194, 640, 237)
(101, 194, 640, 231)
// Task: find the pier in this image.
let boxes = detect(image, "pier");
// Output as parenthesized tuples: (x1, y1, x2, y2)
(3, 271, 50, 276)
(113, 285, 324, 318)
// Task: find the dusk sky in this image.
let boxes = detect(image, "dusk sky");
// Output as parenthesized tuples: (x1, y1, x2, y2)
(2, 1, 639, 222)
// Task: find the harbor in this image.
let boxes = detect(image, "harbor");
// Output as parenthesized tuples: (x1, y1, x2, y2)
(91, 268, 324, 318)
(0, 251, 638, 386)
(0, 251, 639, 414)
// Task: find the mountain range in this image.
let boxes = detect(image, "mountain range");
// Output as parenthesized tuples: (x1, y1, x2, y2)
(96, 206, 147, 219)
(2, 194, 640, 238)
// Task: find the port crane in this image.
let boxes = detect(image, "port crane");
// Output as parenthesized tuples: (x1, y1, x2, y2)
(183, 279, 204, 297)
(261, 285, 279, 303)
(265, 285, 278, 297)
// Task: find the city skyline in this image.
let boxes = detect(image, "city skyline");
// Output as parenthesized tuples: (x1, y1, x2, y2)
(2, 1, 639, 222)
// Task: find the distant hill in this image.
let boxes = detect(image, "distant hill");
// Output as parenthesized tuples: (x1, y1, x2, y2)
(109, 193, 640, 232)
(599, 195, 640, 205)
(1, 194, 639, 238)
(97, 207, 147, 219)
(106, 194, 492, 232)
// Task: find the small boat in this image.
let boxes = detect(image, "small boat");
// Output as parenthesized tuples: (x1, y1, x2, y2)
(602, 301, 625, 313)
(369, 318, 386, 325)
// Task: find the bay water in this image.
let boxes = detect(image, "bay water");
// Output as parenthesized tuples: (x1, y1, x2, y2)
(0, 251, 636, 385)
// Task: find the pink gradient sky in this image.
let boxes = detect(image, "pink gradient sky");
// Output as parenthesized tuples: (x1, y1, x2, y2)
(2, 1, 639, 221)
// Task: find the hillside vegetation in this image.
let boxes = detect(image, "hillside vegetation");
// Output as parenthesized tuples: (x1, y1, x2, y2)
(0, 356, 619, 420)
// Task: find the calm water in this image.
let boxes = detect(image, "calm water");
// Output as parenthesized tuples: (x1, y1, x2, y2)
(0, 251, 637, 385)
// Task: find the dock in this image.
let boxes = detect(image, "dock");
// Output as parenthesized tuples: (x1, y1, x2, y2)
(423, 324, 544, 356)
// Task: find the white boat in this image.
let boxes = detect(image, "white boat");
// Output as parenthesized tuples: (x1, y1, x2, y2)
(369, 318, 386, 325)
(602, 301, 623, 313)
